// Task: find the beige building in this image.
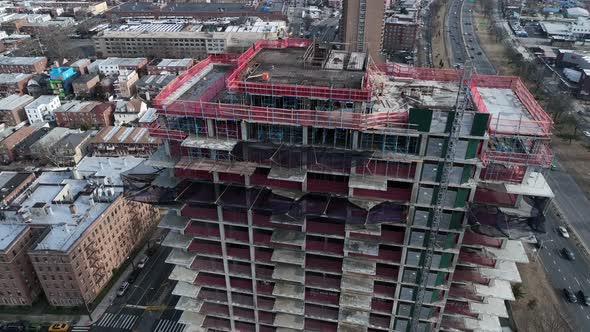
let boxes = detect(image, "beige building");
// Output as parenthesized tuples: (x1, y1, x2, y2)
(0, 225, 43, 306)
(93, 23, 285, 58)
(0, 160, 159, 307)
(341, 0, 385, 61)
(114, 70, 139, 98)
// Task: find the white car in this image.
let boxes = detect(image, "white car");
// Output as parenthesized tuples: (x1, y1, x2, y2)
(558, 226, 570, 238)
(116, 281, 129, 297)
(584, 131, 590, 137)
(137, 256, 149, 269)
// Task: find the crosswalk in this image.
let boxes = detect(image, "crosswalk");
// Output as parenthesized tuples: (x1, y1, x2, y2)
(153, 319, 186, 332)
(71, 327, 91, 332)
(94, 313, 139, 330)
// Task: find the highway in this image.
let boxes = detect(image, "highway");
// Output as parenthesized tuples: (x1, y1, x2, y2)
(445, 0, 496, 74)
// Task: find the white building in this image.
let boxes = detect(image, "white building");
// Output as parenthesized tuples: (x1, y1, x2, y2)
(24, 95, 61, 124)
(94, 58, 147, 76)
(113, 99, 147, 126)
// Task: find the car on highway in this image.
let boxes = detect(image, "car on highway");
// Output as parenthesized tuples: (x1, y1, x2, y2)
(579, 290, 590, 305)
(117, 281, 130, 297)
(561, 247, 575, 260)
(138, 256, 149, 269)
(558, 226, 570, 238)
(564, 288, 577, 302)
(584, 130, 590, 137)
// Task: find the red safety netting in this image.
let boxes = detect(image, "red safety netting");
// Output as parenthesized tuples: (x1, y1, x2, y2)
(225, 38, 373, 102)
(481, 143, 553, 167)
(160, 100, 408, 131)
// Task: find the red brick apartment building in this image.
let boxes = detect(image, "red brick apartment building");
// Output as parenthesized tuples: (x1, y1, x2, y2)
(55, 101, 114, 129)
(0, 57, 47, 74)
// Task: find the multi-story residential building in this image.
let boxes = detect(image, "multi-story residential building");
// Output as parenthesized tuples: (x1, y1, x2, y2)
(0, 73, 32, 96)
(0, 56, 47, 74)
(49, 131, 94, 166)
(93, 21, 286, 58)
(382, 17, 419, 53)
(0, 224, 43, 306)
(24, 95, 61, 124)
(142, 39, 553, 332)
(0, 172, 37, 206)
(114, 70, 139, 98)
(137, 74, 176, 101)
(13, 126, 50, 161)
(88, 57, 148, 77)
(113, 99, 146, 126)
(107, 1, 287, 21)
(89, 126, 161, 157)
(29, 127, 81, 162)
(55, 101, 114, 129)
(49, 67, 78, 98)
(341, 0, 385, 61)
(0, 126, 41, 163)
(72, 74, 100, 97)
(0, 164, 160, 307)
(148, 58, 194, 75)
(0, 94, 34, 125)
(70, 59, 91, 75)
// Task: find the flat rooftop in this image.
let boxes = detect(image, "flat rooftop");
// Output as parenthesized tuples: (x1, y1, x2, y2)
(0, 94, 34, 110)
(0, 223, 27, 251)
(0, 56, 45, 65)
(247, 48, 365, 89)
(166, 64, 232, 103)
(114, 1, 286, 15)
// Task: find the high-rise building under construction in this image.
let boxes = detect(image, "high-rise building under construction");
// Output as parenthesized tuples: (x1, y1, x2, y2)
(136, 39, 554, 331)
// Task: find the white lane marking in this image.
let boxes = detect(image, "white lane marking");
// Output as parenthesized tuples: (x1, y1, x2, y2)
(586, 315, 589, 320)
(575, 277, 581, 286)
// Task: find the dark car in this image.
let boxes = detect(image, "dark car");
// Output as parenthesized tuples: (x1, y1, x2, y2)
(561, 247, 575, 260)
(564, 288, 577, 303)
(127, 269, 141, 283)
(579, 290, 590, 305)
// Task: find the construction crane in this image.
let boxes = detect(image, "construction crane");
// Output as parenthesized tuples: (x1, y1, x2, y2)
(409, 62, 474, 332)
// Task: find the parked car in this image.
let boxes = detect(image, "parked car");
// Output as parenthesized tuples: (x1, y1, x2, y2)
(138, 256, 149, 269)
(564, 288, 577, 303)
(561, 247, 575, 260)
(116, 281, 129, 297)
(558, 226, 570, 238)
(579, 290, 590, 305)
(0, 321, 25, 332)
(584, 130, 590, 137)
(127, 269, 141, 283)
(48, 323, 70, 332)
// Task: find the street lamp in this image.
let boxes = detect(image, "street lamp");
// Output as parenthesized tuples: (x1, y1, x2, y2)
(532, 238, 554, 262)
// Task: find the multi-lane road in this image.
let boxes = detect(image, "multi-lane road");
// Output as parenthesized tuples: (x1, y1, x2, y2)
(90, 244, 186, 332)
(445, 0, 590, 329)
(445, 0, 495, 74)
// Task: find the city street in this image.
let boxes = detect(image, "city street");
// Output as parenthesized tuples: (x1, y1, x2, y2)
(90, 245, 185, 332)
(536, 209, 590, 331)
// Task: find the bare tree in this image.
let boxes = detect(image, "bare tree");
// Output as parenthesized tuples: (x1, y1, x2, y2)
(522, 307, 569, 332)
(545, 94, 574, 122)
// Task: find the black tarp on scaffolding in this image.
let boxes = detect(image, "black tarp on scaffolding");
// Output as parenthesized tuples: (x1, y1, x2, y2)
(121, 161, 185, 204)
(468, 196, 547, 238)
(230, 141, 373, 171)
(177, 181, 407, 225)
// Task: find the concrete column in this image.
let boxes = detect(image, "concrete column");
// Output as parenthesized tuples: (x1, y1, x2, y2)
(207, 119, 214, 137)
(352, 131, 359, 149)
(302, 126, 308, 145)
(410, 162, 423, 204)
(240, 121, 248, 141)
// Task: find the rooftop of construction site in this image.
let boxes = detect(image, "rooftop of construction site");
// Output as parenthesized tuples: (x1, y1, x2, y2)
(244, 47, 366, 88)
(155, 38, 552, 138)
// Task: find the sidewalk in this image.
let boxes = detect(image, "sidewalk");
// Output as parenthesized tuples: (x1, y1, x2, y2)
(77, 227, 167, 326)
